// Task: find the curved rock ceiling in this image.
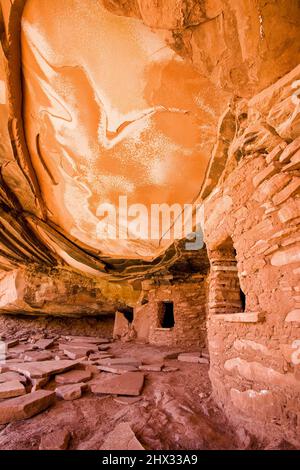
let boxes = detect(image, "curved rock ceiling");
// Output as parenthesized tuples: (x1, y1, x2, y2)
(21, 0, 215, 260)
(0, 0, 299, 279)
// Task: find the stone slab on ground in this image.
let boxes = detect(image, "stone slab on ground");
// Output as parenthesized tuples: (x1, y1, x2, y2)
(97, 358, 141, 367)
(55, 369, 92, 384)
(5, 339, 19, 348)
(59, 342, 99, 352)
(100, 422, 144, 450)
(90, 372, 144, 396)
(113, 396, 143, 405)
(0, 371, 26, 384)
(9, 344, 36, 354)
(0, 380, 26, 399)
(178, 352, 204, 363)
(139, 364, 163, 372)
(88, 352, 114, 360)
(65, 336, 110, 345)
(141, 351, 182, 364)
(0, 390, 55, 424)
(63, 347, 96, 359)
(34, 338, 56, 350)
(23, 351, 53, 362)
(55, 382, 87, 400)
(98, 365, 138, 374)
(88, 356, 114, 364)
(9, 360, 80, 379)
(39, 429, 71, 450)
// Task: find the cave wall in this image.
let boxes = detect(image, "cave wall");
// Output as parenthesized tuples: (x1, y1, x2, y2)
(0, 266, 140, 316)
(101, 0, 300, 99)
(203, 65, 300, 445)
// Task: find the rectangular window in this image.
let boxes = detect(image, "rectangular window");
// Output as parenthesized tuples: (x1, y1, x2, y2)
(159, 301, 175, 328)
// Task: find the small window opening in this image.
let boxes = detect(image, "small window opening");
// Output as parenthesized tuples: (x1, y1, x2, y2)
(160, 301, 174, 328)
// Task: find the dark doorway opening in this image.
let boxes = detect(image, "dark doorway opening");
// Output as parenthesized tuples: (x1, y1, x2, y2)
(240, 288, 246, 312)
(160, 301, 175, 328)
(118, 306, 134, 323)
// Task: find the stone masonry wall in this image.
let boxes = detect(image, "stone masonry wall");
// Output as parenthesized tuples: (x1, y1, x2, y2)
(132, 278, 208, 348)
(202, 66, 300, 445)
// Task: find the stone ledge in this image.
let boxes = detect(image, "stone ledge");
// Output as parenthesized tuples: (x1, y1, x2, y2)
(212, 312, 265, 323)
(211, 266, 238, 272)
(153, 327, 173, 332)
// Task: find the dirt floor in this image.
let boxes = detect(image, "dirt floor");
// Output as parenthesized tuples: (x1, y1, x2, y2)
(0, 314, 287, 450)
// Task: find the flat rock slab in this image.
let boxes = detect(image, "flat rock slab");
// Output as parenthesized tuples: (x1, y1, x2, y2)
(59, 343, 99, 352)
(91, 372, 144, 396)
(5, 340, 19, 348)
(178, 352, 203, 363)
(139, 364, 163, 372)
(113, 396, 143, 405)
(0, 371, 26, 384)
(24, 351, 53, 362)
(35, 339, 56, 350)
(88, 357, 113, 364)
(97, 358, 141, 367)
(0, 380, 26, 399)
(55, 369, 92, 385)
(9, 344, 35, 354)
(101, 422, 144, 450)
(98, 365, 138, 374)
(55, 383, 87, 400)
(65, 336, 110, 345)
(89, 353, 114, 360)
(9, 360, 79, 379)
(63, 347, 96, 359)
(0, 390, 55, 424)
(141, 352, 181, 364)
(39, 429, 71, 450)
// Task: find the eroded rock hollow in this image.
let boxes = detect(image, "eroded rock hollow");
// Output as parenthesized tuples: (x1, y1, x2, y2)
(0, 0, 299, 451)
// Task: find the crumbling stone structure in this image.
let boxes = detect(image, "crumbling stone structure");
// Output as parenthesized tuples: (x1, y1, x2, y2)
(125, 276, 208, 347)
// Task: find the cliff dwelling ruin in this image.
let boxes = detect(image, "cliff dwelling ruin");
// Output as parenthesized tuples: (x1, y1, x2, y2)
(0, 0, 299, 452)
